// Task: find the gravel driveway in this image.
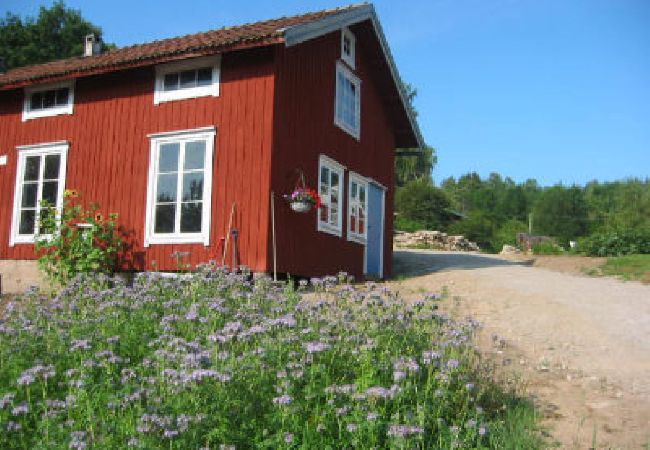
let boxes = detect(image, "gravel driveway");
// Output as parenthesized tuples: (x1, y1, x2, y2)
(392, 250, 650, 449)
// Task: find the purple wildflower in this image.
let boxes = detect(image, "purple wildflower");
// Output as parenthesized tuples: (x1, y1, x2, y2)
(387, 424, 425, 438)
(272, 395, 293, 405)
(284, 432, 294, 443)
(304, 341, 330, 353)
(11, 402, 29, 416)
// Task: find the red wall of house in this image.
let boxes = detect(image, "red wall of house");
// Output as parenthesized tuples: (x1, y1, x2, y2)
(270, 29, 396, 280)
(0, 47, 276, 271)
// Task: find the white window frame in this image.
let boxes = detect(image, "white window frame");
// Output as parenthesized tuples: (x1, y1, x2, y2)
(144, 127, 215, 246)
(347, 172, 368, 244)
(10, 141, 69, 246)
(317, 154, 345, 237)
(154, 55, 221, 105)
(22, 80, 75, 121)
(341, 27, 356, 69)
(334, 61, 361, 140)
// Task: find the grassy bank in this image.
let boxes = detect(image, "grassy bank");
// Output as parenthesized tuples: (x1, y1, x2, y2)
(600, 254, 650, 283)
(0, 269, 542, 449)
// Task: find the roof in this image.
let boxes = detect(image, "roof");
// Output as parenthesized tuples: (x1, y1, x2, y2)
(0, 3, 423, 148)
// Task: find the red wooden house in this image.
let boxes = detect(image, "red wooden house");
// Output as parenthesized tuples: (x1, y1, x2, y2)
(0, 4, 422, 280)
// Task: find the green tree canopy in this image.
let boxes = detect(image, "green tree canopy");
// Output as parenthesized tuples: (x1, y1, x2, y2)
(395, 179, 453, 231)
(0, 1, 114, 71)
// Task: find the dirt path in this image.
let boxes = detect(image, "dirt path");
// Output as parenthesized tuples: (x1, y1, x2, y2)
(392, 250, 650, 449)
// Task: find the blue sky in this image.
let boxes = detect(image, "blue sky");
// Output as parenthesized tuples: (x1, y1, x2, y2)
(3, 0, 649, 186)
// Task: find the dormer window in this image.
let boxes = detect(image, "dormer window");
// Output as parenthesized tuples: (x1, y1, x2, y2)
(341, 27, 356, 69)
(22, 81, 75, 121)
(154, 55, 221, 105)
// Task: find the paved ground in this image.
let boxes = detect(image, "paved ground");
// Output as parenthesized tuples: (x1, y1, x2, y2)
(392, 250, 650, 449)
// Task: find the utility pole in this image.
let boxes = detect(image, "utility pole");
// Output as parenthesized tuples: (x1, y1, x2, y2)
(528, 212, 533, 234)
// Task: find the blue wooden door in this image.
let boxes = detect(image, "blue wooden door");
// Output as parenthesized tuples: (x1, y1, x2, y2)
(365, 182, 385, 278)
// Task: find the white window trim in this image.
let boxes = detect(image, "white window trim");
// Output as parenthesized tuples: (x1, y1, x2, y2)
(153, 55, 221, 105)
(22, 80, 75, 122)
(347, 172, 368, 245)
(144, 127, 215, 246)
(334, 61, 361, 140)
(317, 154, 345, 237)
(10, 141, 69, 246)
(341, 27, 356, 69)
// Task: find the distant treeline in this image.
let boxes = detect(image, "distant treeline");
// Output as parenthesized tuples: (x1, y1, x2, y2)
(395, 172, 650, 253)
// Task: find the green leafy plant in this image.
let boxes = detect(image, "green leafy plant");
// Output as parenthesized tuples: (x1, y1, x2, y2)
(577, 228, 650, 257)
(531, 241, 563, 255)
(35, 190, 123, 285)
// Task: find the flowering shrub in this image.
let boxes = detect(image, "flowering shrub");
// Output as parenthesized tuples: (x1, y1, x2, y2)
(284, 188, 321, 208)
(0, 269, 541, 449)
(35, 190, 123, 285)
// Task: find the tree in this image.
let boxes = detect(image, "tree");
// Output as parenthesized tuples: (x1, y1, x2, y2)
(533, 185, 589, 244)
(0, 1, 114, 70)
(395, 179, 453, 231)
(395, 83, 437, 187)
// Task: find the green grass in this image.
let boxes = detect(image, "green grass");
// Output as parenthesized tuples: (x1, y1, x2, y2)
(600, 254, 650, 283)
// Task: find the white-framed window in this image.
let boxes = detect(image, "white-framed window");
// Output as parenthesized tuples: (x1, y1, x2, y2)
(348, 172, 367, 244)
(22, 81, 74, 121)
(144, 127, 215, 246)
(154, 56, 221, 105)
(10, 142, 68, 245)
(334, 61, 361, 140)
(341, 27, 356, 69)
(317, 155, 345, 237)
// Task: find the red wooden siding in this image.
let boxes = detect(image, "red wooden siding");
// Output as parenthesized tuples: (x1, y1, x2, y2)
(0, 47, 276, 272)
(270, 26, 396, 279)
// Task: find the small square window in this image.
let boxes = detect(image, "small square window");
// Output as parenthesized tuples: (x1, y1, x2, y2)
(23, 81, 74, 121)
(341, 28, 356, 69)
(154, 56, 220, 104)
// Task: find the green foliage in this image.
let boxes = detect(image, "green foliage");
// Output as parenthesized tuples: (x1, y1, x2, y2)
(35, 191, 123, 285)
(0, 271, 543, 449)
(491, 219, 528, 253)
(448, 212, 496, 252)
(532, 186, 588, 245)
(395, 146, 437, 188)
(395, 179, 453, 231)
(0, 1, 115, 70)
(531, 241, 563, 255)
(394, 216, 426, 232)
(577, 228, 650, 257)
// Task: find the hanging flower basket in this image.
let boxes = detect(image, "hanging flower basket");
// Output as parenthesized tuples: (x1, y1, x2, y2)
(284, 188, 321, 213)
(284, 170, 321, 213)
(290, 200, 313, 213)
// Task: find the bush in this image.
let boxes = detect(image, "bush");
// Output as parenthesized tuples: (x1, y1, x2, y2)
(448, 212, 496, 252)
(0, 271, 542, 449)
(531, 241, 564, 255)
(490, 219, 528, 253)
(35, 190, 123, 285)
(395, 179, 453, 231)
(577, 228, 650, 256)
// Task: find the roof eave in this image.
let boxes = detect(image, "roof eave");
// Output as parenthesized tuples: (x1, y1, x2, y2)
(283, 4, 425, 149)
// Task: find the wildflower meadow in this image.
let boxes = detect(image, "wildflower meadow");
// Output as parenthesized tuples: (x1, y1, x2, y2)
(0, 267, 541, 449)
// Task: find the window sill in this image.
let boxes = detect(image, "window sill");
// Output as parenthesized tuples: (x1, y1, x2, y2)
(317, 222, 342, 238)
(347, 233, 367, 245)
(22, 107, 73, 122)
(334, 119, 360, 141)
(144, 234, 209, 247)
(153, 87, 219, 105)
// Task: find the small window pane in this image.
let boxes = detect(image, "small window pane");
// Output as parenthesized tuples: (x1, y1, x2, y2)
(182, 173, 204, 201)
(331, 172, 339, 190)
(320, 167, 330, 195)
(24, 156, 41, 181)
(180, 203, 202, 232)
(184, 141, 205, 170)
(55, 88, 69, 106)
(180, 69, 196, 89)
(197, 68, 212, 86)
(21, 183, 38, 208)
(359, 187, 365, 203)
(351, 182, 357, 198)
(30, 92, 43, 110)
(43, 154, 61, 180)
(154, 205, 175, 233)
(19, 210, 36, 235)
(43, 90, 56, 108)
(159, 143, 179, 172)
(42, 181, 58, 205)
(164, 73, 179, 91)
(156, 174, 177, 203)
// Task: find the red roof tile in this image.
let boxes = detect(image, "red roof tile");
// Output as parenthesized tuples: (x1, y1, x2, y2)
(0, 4, 367, 89)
